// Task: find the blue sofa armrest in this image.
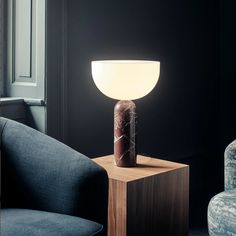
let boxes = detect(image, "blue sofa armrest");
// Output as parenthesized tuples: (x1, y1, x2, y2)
(1, 118, 108, 231)
(225, 139, 236, 191)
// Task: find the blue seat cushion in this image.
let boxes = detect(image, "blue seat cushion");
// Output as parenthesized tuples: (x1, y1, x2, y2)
(208, 189, 236, 235)
(1, 208, 103, 236)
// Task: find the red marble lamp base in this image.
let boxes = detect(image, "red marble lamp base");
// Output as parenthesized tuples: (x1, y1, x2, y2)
(114, 100, 136, 167)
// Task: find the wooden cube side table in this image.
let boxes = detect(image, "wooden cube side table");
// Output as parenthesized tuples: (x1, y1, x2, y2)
(93, 155, 189, 236)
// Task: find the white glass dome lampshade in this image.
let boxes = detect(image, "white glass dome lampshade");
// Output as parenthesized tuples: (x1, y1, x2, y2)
(91, 60, 160, 100)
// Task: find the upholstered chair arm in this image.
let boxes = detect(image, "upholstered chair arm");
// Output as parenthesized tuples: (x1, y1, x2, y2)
(1, 118, 108, 232)
(225, 139, 236, 191)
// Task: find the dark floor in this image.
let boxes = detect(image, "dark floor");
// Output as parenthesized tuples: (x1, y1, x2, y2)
(182, 153, 223, 236)
(189, 229, 209, 236)
(188, 192, 210, 236)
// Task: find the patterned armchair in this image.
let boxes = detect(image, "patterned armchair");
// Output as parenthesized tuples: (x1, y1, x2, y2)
(208, 140, 236, 235)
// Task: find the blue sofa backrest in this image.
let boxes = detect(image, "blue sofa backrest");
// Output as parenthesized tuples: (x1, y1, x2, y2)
(0, 117, 108, 228)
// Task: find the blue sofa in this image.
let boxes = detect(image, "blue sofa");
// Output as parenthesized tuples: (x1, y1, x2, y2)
(0, 117, 108, 236)
(208, 140, 236, 235)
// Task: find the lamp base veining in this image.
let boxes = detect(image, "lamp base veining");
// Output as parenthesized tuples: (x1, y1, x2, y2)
(114, 100, 136, 167)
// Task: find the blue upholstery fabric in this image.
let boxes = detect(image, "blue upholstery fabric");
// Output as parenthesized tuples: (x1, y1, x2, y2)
(208, 140, 236, 236)
(1, 209, 103, 236)
(0, 117, 108, 235)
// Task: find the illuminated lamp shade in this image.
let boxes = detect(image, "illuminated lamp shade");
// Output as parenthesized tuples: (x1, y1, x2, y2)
(91, 60, 160, 100)
(91, 60, 160, 167)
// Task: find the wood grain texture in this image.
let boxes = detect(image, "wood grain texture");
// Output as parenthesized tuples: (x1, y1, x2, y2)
(108, 179, 127, 236)
(93, 155, 189, 236)
(127, 167, 189, 236)
(93, 155, 188, 182)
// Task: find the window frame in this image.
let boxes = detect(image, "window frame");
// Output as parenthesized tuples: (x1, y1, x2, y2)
(6, 0, 45, 99)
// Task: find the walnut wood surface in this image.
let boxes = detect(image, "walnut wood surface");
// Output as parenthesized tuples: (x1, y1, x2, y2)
(93, 155, 189, 236)
(94, 155, 188, 182)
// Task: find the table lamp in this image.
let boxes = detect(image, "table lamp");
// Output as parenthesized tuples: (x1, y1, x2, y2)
(91, 60, 160, 167)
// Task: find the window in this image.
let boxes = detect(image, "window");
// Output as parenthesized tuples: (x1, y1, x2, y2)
(1, 0, 66, 137)
(6, 0, 45, 99)
(0, 0, 46, 133)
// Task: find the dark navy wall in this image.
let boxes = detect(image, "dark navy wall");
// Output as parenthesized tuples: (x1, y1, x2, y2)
(65, 0, 235, 229)
(67, 0, 219, 157)
(219, 0, 236, 150)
